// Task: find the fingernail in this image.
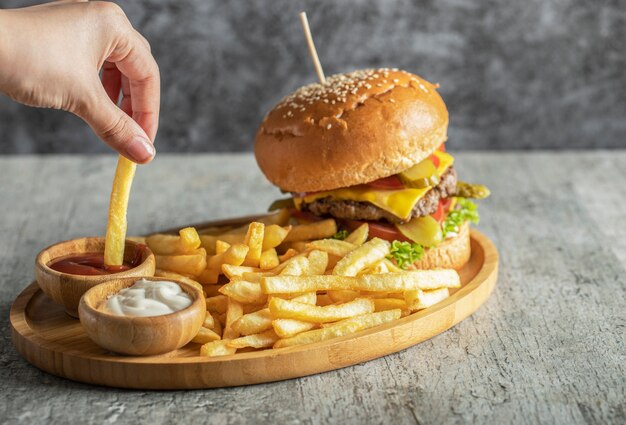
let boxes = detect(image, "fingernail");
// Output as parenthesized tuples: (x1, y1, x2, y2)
(127, 136, 155, 163)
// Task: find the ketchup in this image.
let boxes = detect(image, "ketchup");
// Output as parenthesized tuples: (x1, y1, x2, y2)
(48, 245, 145, 276)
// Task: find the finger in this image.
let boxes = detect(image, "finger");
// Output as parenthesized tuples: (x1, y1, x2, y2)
(77, 80, 155, 164)
(101, 61, 121, 105)
(120, 74, 132, 116)
(107, 33, 160, 142)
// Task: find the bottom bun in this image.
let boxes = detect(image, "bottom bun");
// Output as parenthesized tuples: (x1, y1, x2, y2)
(412, 222, 471, 270)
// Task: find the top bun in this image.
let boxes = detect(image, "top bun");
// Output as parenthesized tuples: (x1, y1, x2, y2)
(254, 68, 449, 193)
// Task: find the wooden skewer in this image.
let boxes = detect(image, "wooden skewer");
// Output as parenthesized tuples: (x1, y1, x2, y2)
(299, 11, 326, 84)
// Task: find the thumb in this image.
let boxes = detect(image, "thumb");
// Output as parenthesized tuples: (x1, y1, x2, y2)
(76, 86, 155, 164)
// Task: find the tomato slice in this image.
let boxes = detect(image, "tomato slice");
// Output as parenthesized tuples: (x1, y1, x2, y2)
(429, 153, 440, 169)
(438, 143, 446, 152)
(365, 175, 405, 190)
(431, 202, 445, 223)
(440, 197, 452, 213)
(343, 219, 410, 243)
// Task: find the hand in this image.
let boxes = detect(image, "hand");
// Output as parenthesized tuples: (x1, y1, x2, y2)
(0, 1, 160, 163)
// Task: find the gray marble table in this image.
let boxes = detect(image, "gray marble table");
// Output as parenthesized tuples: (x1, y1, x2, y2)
(1, 152, 624, 425)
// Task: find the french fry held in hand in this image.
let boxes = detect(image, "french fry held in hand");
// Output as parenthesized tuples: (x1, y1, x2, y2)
(146, 217, 461, 358)
(104, 156, 136, 267)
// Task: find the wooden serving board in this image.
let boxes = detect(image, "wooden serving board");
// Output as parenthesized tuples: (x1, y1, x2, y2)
(10, 219, 498, 389)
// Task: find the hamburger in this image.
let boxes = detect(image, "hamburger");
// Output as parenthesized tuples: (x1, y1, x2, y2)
(254, 68, 489, 270)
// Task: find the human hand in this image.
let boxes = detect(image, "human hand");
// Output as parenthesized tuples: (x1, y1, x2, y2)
(0, 1, 159, 163)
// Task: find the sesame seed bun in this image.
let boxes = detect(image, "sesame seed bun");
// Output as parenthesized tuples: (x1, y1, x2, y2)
(254, 68, 449, 192)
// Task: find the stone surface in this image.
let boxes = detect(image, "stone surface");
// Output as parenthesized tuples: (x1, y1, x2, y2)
(1, 152, 625, 424)
(0, 0, 625, 153)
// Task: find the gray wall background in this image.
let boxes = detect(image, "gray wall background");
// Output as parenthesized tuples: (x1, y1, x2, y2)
(0, 0, 625, 154)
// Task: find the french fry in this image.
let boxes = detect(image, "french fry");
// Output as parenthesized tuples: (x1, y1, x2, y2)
(241, 271, 274, 283)
(243, 222, 265, 267)
(203, 244, 250, 283)
(405, 287, 450, 311)
(222, 264, 260, 279)
(333, 238, 390, 277)
(373, 298, 407, 312)
(327, 289, 360, 303)
(262, 225, 291, 251)
(215, 240, 231, 255)
(192, 327, 221, 344)
(155, 248, 207, 276)
(227, 330, 279, 349)
(305, 239, 356, 257)
(268, 292, 317, 304)
(203, 311, 215, 329)
(272, 319, 316, 338)
(219, 279, 266, 304)
(146, 230, 201, 255)
(154, 269, 203, 292)
(104, 156, 136, 267)
(307, 250, 329, 275)
(278, 248, 299, 262)
(360, 260, 389, 275)
(284, 219, 337, 242)
(223, 298, 244, 340)
(278, 256, 310, 276)
(211, 311, 223, 336)
(199, 234, 245, 255)
(269, 297, 374, 323)
(274, 309, 402, 348)
(224, 244, 250, 266)
(200, 340, 235, 357)
(261, 270, 461, 294)
(232, 308, 273, 335)
(383, 258, 403, 273)
(259, 248, 280, 270)
(179, 227, 201, 250)
(206, 295, 228, 314)
(344, 223, 369, 245)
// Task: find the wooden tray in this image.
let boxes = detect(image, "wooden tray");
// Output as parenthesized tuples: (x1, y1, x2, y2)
(10, 218, 498, 389)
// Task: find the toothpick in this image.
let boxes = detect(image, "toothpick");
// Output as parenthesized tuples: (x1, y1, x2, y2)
(299, 11, 326, 84)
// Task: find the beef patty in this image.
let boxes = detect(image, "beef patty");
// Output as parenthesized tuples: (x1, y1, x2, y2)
(301, 167, 457, 224)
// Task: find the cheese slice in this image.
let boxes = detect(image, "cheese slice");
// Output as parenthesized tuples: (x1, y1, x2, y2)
(295, 151, 454, 220)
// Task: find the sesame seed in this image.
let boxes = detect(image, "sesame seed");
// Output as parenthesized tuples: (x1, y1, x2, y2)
(326, 124, 332, 130)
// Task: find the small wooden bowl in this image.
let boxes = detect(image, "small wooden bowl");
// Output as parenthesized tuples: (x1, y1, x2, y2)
(78, 276, 206, 356)
(35, 238, 156, 317)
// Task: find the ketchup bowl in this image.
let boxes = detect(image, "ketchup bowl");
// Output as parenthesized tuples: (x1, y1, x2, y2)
(35, 237, 156, 317)
(78, 276, 205, 356)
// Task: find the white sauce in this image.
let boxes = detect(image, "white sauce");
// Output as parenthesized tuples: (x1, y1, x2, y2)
(103, 278, 192, 317)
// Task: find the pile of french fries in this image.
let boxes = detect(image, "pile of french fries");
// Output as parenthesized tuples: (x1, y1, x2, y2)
(138, 210, 461, 356)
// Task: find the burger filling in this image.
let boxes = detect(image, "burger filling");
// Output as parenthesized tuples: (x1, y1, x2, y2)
(268, 144, 490, 269)
(301, 167, 457, 224)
